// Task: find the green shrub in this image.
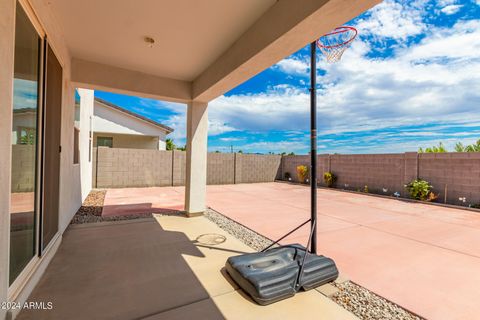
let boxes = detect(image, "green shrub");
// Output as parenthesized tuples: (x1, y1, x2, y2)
(323, 172, 336, 187)
(296, 165, 308, 183)
(405, 179, 434, 201)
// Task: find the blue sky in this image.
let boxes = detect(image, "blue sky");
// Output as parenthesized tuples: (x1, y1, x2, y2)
(95, 0, 480, 154)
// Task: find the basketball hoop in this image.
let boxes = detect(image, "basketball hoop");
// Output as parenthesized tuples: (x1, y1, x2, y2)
(317, 26, 357, 63)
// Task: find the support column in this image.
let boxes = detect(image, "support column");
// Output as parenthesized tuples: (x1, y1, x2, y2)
(0, 0, 16, 317)
(184, 101, 208, 216)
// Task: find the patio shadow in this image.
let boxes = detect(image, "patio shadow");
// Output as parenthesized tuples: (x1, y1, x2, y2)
(17, 219, 225, 320)
(102, 203, 183, 217)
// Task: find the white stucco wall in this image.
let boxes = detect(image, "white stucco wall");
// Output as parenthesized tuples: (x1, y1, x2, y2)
(93, 101, 169, 150)
(93, 133, 160, 150)
(0, 0, 91, 315)
(77, 89, 94, 201)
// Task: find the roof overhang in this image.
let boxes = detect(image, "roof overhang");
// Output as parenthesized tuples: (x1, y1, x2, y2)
(49, 0, 381, 103)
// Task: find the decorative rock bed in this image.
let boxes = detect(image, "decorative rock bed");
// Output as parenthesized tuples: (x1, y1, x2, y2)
(70, 190, 173, 224)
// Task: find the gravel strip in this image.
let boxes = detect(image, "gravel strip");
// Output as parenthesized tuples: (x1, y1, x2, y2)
(332, 281, 423, 320)
(205, 208, 273, 251)
(205, 207, 423, 320)
(70, 189, 180, 224)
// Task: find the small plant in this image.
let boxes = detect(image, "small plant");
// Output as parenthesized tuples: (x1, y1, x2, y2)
(470, 204, 480, 209)
(284, 172, 291, 181)
(427, 192, 439, 202)
(323, 172, 336, 187)
(296, 165, 308, 183)
(405, 179, 434, 201)
(363, 185, 369, 193)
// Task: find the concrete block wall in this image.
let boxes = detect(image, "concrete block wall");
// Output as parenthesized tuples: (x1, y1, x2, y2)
(235, 154, 282, 183)
(207, 153, 234, 185)
(280, 155, 310, 182)
(418, 153, 480, 205)
(172, 150, 186, 186)
(280, 154, 329, 185)
(95, 147, 173, 188)
(281, 152, 480, 205)
(93, 148, 282, 188)
(330, 153, 405, 194)
(11, 145, 36, 192)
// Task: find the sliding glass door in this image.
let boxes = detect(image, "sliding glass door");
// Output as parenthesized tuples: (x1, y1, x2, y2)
(41, 44, 62, 251)
(10, 3, 42, 285)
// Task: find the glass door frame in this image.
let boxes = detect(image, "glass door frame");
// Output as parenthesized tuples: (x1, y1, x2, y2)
(7, 0, 49, 300)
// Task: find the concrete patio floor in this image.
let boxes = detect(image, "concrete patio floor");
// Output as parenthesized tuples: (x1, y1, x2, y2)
(102, 182, 480, 320)
(18, 214, 356, 320)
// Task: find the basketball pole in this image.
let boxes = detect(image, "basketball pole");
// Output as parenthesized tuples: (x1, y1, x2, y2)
(310, 41, 317, 254)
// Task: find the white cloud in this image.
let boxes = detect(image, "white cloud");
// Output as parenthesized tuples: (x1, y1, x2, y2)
(405, 20, 480, 62)
(163, 108, 237, 143)
(274, 58, 309, 75)
(13, 79, 38, 109)
(440, 4, 463, 14)
(212, 140, 311, 154)
(206, 18, 480, 147)
(354, 0, 426, 41)
(437, 0, 457, 6)
(219, 137, 244, 142)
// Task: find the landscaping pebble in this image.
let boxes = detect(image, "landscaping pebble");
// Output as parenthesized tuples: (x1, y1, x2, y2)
(70, 190, 178, 224)
(205, 207, 423, 320)
(205, 208, 273, 251)
(332, 281, 423, 320)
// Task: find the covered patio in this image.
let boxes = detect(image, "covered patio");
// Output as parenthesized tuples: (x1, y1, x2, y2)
(17, 215, 355, 320)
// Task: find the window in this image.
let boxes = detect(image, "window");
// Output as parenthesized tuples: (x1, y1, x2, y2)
(73, 128, 79, 164)
(97, 136, 113, 148)
(73, 89, 80, 164)
(10, 2, 41, 285)
(89, 116, 93, 162)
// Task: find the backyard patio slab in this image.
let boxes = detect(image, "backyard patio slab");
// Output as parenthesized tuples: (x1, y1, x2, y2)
(18, 213, 356, 320)
(101, 182, 480, 320)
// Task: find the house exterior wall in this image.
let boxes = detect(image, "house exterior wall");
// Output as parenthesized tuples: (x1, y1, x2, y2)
(93, 132, 160, 150)
(77, 89, 94, 201)
(0, 0, 94, 316)
(93, 101, 168, 150)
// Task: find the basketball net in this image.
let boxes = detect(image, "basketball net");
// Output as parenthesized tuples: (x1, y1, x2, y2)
(317, 26, 357, 63)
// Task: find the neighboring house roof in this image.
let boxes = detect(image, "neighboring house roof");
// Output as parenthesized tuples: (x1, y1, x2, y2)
(13, 108, 36, 114)
(94, 97, 174, 134)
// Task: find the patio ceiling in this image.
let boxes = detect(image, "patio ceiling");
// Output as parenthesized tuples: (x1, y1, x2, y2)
(50, 0, 276, 82)
(50, 0, 380, 102)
